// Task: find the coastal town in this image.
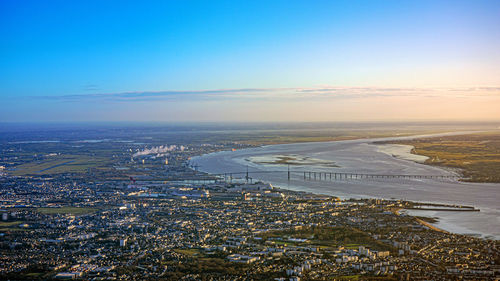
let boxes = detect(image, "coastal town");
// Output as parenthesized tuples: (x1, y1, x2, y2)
(3, 0, 500, 279)
(1, 176, 499, 280)
(1, 126, 500, 280)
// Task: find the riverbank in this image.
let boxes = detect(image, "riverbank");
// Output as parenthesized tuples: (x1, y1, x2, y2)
(193, 131, 500, 240)
(415, 218, 448, 233)
(381, 131, 500, 183)
(375, 143, 429, 163)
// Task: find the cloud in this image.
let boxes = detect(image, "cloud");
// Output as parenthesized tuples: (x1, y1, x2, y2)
(32, 86, 500, 102)
(83, 83, 100, 91)
(35, 88, 284, 102)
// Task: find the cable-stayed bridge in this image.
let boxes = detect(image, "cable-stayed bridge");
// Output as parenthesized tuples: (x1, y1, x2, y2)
(212, 167, 459, 183)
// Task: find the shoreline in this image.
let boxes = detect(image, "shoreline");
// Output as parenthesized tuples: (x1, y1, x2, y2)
(378, 130, 500, 184)
(193, 131, 500, 240)
(392, 208, 450, 235)
(414, 217, 449, 233)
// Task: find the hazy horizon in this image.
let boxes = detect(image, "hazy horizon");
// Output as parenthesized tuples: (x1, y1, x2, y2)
(1, 120, 499, 136)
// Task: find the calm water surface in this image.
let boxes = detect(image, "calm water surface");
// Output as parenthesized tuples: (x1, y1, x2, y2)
(193, 132, 500, 240)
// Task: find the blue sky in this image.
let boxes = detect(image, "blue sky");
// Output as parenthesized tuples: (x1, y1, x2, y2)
(1, 0, 499, 122)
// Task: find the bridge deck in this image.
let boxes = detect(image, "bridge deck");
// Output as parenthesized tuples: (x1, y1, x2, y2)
(214, 170, 459, 182)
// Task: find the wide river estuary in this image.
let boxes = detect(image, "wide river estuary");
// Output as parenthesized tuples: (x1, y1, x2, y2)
(193, 132, 500, 240)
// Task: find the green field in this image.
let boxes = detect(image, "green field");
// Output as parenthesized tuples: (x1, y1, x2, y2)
(36, 207, 97, 215)
(238, 130, 441, 145)
(173, 248, 203, 257)
(336, 276, 398, 280)
(387, 131, 500, 182)
(0, 221, 28, 232)
(10, 154, 112, 176)
(0, 221, 22, 227)
(261, 226, 393, 251)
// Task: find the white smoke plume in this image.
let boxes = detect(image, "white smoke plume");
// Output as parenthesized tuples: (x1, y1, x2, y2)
(133, 145, 185, 158)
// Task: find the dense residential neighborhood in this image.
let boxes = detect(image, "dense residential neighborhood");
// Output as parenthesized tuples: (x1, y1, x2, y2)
(1, 177, 498, 280)
(2, 0, 500, 279)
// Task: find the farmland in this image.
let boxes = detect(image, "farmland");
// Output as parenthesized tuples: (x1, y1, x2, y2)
(386, 131, 500, 182)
